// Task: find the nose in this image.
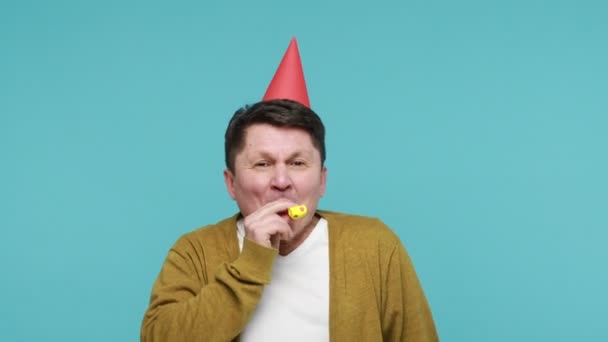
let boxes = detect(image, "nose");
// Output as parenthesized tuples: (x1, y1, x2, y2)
(270, 164, 293, 191)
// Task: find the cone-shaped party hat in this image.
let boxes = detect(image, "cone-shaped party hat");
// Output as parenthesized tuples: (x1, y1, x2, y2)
(263, 37, 310, 108)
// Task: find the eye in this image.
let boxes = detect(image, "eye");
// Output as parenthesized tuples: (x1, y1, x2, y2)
(290, 160, 307, 167)
(254, 160, 271, 168)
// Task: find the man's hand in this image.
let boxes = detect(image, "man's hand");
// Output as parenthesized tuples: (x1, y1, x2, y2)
(242, 200, 298, 249)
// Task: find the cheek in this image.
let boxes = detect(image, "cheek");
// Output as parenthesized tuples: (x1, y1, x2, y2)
(235, 173, 269, 195)
(299, 173, 325, 195)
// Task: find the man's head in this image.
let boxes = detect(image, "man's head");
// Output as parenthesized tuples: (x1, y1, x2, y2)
(224, 99, 326, 173)
(223, 99, 327, 234)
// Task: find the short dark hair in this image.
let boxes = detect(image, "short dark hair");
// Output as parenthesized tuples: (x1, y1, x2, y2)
(224, 99, 326, 172)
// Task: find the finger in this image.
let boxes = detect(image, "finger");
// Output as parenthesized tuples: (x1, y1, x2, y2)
(245, 215, 293, 245)
(270, 234, 281, 249)
(253, 199, 300, 218)
(255, 215, 293, 237)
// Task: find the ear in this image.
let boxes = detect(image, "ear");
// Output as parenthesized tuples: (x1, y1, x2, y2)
(320, 166, 327, 197)
(224, 169, 237, 200)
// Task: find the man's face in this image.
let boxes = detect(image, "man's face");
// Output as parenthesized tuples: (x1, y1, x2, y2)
(224, 123, 327, 234)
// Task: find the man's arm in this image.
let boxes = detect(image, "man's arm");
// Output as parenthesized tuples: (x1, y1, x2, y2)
(382, 241, 439, 341)
(141, 237, 277, 342)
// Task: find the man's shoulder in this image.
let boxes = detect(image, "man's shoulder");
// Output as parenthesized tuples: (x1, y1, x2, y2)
(173, 214, 239, 249)
(319, 210, 400, 246)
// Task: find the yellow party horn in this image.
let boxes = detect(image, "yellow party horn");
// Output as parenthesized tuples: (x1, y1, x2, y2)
(287, 204, 307, 220)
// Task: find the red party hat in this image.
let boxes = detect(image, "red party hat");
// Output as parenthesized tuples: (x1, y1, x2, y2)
(263, 37, 310, 108)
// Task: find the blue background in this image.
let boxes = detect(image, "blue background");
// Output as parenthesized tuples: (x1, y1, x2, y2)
(1, 0, 607, 340)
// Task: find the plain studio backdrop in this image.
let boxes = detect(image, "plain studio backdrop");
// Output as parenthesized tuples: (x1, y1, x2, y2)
(1, 0, 606, 340)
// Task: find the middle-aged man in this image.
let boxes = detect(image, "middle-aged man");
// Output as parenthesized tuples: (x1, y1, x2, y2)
(141, 38, 438, 341)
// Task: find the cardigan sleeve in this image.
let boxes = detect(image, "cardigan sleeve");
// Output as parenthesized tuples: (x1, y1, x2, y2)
(141, 237, 277, 342)
(382, 241, 439, 341)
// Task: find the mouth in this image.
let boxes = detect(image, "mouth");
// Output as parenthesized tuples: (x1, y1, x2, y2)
(278, 211, 291, 222)
(267, 196, 297, 203)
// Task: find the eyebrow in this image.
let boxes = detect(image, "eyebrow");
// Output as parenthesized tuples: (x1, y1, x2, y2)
(251, 149, 313, 161)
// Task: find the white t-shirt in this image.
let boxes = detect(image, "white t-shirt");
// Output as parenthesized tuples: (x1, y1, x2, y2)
(236, 218, 330, 341)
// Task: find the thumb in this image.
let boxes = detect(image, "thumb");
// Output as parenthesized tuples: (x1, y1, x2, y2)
(270, 234, 281, 250)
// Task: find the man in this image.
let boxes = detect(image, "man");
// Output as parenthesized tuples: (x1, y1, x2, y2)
(141, 38, 438, 341)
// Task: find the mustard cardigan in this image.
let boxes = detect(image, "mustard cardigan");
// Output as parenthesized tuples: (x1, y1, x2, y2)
(141, 211, 438, 341)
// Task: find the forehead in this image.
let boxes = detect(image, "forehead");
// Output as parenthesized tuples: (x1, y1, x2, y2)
(241, 124, 316, 153)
